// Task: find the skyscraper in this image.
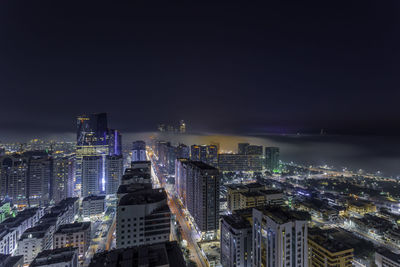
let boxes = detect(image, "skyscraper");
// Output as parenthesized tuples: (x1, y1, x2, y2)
(0, 154, 29, 206)
(132, 141, 146, 162)
(52, 156, 74, 204)
(265, 147, 280, 172)
(221, 213, 252, 267)
(76, 113, 122, 196)
(81, 156, 103, 198)
(26, 152, 53, 207)
(253, 206, 310, 267)
(105, 155, 123, 195)
(175, 160, 220, 234)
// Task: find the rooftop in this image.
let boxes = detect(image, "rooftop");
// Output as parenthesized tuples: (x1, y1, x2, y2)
(55, 222, 90, 234)
(189, 161, 218, 170)
(119, 189, 167, 206)
(20, 223, 53, 240)
(255, 206, 310, 224)
(0, 254, 23, 267)
(117, 183, 152, 195)
(83, 195, 106, 202)
(30, 247, 78, 266)
(89, 241, 185, 267)
(222, 214, 251, 229)
(376, 247, 400, 264)
(309, 232, 353, 253)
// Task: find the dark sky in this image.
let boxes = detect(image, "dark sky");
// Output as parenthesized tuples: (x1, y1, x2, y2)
(0, 1, 399, 138)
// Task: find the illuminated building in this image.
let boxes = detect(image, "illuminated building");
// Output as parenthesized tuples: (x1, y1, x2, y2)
(76, 113, 122, 194)
(0, 154, 29, 206)
(190, 144, 218, 167)
(220, 213, 252, 267)
(175, 160, 220, 233)
(52, 156, 75, 204)
(179, 120, 186, 133)
(53, 222, 91, 259)
(157, 123, 166, 132)
(17, 223, 55, 266)
(218, 154, 263, 172)
(82, 195, 105, 219)
(308, 228, 353, 267)
(227, 183, 284, 212)
(105, 155, 123, 195)
(132, 141, 146, 162)
(116, 189, 171, 249)
(25, 151, 53, 207)
(253, 206, 310, 267)
(265, 147, 280, 172)
(81, 156, 103, 198)
(347, 198, 376, 215)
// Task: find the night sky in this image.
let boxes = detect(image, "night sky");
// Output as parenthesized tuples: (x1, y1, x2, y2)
(0, 1, 399, 138)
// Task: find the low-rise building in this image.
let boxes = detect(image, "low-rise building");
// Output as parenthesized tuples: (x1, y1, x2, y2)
(0, 254, 23, 267)
(89, 241, 185, 267)
(53, 222, 91, 259)
(308, 228, 354, 267)
(82, 195, 105, 219)
(30, 247, 78, 267)
(347, 198, 376, 215)
(17, 223, 55, 265)
(375, 247, 400, 267)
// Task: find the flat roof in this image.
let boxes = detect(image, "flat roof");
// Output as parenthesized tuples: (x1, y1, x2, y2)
(83, 195, 106, 201)
(255, 206, 310, 224)
(377, 247, 400, 264)
(30, 247, 77, 266)
(189, 161, 218, 170)
(55, 222, 90, 234)
(222, 214, 251, 229)
(89, 241, 185, 267)
(119, 189, 167, 206)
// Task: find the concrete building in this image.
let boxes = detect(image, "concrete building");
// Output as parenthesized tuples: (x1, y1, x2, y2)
(253, 206, 310, 267)
(82, 195, 105, 219)
(190, 145, 218, 167)
(265, 147, 280, 172)
(17, 223, 55, 265)
(227, 183, 283, 212)
(218, 154, 263, 172)
(89, 241, 185, 267)
(132, 141, 146, 162)
(116, 188, 171, 249)
(105, 155, 123, 195)
(0, 254, 23, 267)
(53, 222, 91, 259)
(220, 214, 252, 267)
(0, 208, 44, 255)
(0, 154, 29, 206)
(81, 156, 103, 198)
(30, 247, 78, 267)
(175, 160, 220, 233)
(52, 156, 74, 204)
(375, 247, 400, 267)
(308, 228, 353, 267)
(26, 151, 53, 207)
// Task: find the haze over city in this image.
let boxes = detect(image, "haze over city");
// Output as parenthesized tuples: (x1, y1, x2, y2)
(1, 1, 400, 267)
